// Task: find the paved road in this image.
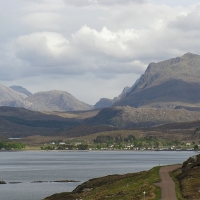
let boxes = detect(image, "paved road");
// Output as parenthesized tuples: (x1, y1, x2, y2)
(155, 165, 181, 200)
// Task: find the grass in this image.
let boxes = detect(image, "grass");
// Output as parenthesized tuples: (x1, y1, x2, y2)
(24, 145, 41, 150)
(169, 169, 185, 200)
(44, 166, 161, 200)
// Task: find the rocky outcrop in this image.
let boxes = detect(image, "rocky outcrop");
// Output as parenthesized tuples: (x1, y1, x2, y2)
(0, 180, 6, 184)
(182, 154, 200, 171)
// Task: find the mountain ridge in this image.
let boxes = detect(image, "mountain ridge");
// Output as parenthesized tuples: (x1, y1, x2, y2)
(0, 85, 94, 112)
(114, 52, 200, 108)
(26, 90, 94, 112)
(86, 106, 200, 128)
(0, 52, 200, 111)
(10, 85, 32, 96)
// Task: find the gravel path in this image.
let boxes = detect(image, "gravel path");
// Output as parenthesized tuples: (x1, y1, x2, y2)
(155, 165, 181, 200)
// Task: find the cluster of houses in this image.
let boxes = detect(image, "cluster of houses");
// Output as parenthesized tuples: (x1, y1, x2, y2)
(45, 141, 200, 151)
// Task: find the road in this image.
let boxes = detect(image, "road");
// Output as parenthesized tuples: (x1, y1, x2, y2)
(155, 165, 181, 200)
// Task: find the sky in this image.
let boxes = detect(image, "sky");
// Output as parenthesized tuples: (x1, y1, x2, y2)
(0, 0, 200, 105)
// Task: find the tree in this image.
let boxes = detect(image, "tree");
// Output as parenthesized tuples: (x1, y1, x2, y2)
(77, 144, 89, 150)
(124, 135, 136, 143)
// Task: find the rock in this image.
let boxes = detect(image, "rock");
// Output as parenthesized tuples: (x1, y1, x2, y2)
(0, 180, 6, 184)
(182, 154, 200, 171)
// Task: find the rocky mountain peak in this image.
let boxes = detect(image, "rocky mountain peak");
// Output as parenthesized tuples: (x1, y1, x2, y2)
(114, 52, 200, 109)
(26, 90, 93, 111)
(182, 52, 200, 60)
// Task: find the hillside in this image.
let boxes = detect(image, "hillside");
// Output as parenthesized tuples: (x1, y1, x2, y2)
(86, 106, 200, 128)
(44, 166, 161, 200)
(0, 106, 67, 120)
(171, 154, 200, 199)
(0, 107, 80, 138)
(114, 53, 200, 108)
(44, 154, 200, 200)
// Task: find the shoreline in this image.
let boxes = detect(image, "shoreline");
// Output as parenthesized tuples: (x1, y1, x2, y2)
(1, 149, 199, 152)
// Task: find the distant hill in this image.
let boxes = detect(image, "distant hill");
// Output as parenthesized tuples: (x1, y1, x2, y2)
(114, 53, 200, 109)
(26, 90, 94, 112)
(0, 84, 26, 103)
(94, 86, 131, 109)
(0, 84, 34, 110)
(10, 85, 32, 96)
(94, 98, 113, 109)
(0, 106, 80, 138)
(0, 84, 93, 112)
(86, 106, 200, 128)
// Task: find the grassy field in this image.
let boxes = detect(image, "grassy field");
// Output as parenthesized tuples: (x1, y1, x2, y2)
(44, 166, 161, 200)
(44, 109, 100, 119)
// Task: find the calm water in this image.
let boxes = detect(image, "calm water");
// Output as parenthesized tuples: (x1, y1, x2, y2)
(0, 150, 198, 200)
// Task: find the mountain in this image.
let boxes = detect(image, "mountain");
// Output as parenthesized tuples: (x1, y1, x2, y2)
(94, 98, 113, 109)
(0, 84, 26, 103)
(26, 90, 94, 112)
(0, 84, 93, 112)
(114, 52, 200, 109)
(94, 86, 131, 109)
(10, 85, 32, 96)
(0, 84, 34, 109)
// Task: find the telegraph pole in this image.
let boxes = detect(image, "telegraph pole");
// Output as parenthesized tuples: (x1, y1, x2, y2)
(143, 191, 146, 200)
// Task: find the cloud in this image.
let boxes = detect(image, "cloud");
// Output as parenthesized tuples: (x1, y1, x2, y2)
(63, 0, 145, 7)
(21, 12, 64, 31)
(15, 32, 76, 67)
(16, 32, 69, 58)
(14, 27, 147, 78)
(169, 6, 200, 31)
(73, 26, 139, 58)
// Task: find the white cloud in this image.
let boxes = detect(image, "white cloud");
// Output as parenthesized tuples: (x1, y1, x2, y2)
(15, 32, 78, 69)
(14, 27, 147, 77)
(73, 26, 139, 58)
(16, 32, 69, 58)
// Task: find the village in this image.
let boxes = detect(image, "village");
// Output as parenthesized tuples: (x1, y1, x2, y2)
(40, 136, 200, 152)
